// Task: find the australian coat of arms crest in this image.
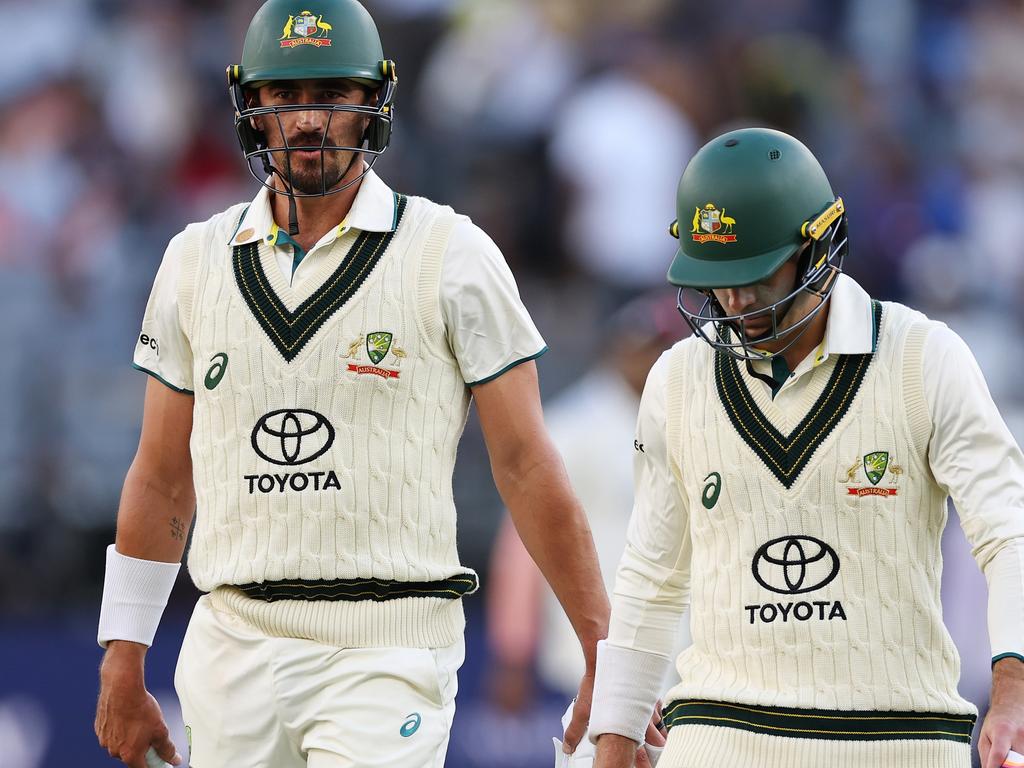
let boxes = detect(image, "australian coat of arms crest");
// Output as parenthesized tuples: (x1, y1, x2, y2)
(280, 10, 333, 48)
(691, 202, 738, 244)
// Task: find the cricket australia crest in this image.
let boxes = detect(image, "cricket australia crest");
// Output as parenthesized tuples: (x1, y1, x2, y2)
(341, 331, 405, 379)
(841, 451, 902, 497)
(367, 331, 392, 364)
(863, 451, 889, 485)
(691, 202, 738, 244)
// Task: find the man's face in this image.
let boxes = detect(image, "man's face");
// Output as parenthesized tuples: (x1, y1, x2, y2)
(254, 78, 373, 194)
(709, 254, 806, 350)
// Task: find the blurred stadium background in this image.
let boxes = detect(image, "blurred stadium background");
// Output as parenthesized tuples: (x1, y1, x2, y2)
(1, 0, 1022, 765)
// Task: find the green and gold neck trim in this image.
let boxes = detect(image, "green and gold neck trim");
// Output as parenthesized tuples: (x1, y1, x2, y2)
(233, 194, 407, 362)
(715, 300, 882, 489)
(662, 699, 975, 744)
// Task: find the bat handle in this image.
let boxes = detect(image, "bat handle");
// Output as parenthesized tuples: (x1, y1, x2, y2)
(1003, 748, 1024, 767)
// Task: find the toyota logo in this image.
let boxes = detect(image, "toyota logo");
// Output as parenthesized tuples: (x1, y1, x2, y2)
(251, 409, 335, 466)
(751, 535, 839, 595)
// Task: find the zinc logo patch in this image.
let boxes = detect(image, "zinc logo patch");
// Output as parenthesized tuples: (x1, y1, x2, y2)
(400, 712, 421, 737)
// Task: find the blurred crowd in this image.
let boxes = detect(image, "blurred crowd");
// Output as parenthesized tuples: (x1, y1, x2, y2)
(1, 0, 1023, 764)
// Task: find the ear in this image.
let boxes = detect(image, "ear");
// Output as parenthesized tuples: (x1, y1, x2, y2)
(244, 90, 263, 132)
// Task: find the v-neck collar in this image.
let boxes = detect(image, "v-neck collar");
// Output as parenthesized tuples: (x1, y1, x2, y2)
(232, 194, 408, 363)
(715, 300, 883, 489)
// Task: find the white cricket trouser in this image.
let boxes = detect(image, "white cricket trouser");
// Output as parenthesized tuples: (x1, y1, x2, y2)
(174, 595, 464, 768)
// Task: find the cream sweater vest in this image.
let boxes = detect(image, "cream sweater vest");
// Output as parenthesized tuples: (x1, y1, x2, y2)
(175, 194, 477, 648)
(660, 301, 975, 768)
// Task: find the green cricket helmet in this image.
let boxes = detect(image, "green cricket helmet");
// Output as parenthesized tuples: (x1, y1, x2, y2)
(667, 127, 848, 361)
(227, 0, 397, 200)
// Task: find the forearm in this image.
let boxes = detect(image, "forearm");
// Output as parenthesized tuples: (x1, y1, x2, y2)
(594, 733, 639, 768)
(100, 449, 194, 653)
(991, 657, 1024, 708)
(495, 444, 609, 663)
(115, 457, 195, 563)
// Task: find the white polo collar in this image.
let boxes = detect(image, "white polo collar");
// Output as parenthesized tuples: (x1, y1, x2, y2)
(226, 167, 399, 248)
(817, 273, 876, 360)
(751, 272, 876, 383)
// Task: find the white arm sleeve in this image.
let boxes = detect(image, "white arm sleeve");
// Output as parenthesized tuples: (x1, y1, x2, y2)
(133, 231, 194, 393)
(590, 353, 692, 741)
(440, 219, 547, 386)
(923, 324, 1024, 660)
(608, 353, 693, 654)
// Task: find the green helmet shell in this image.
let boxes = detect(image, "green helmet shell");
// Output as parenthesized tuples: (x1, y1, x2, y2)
(235, 0, 388, 85)
(668, 128, 835, 288)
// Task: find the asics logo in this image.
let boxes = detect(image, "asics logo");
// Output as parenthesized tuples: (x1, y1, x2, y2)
(400, 712, 421, 737)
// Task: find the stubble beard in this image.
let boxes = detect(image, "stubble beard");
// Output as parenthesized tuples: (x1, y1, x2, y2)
(277, 149, 355, 195)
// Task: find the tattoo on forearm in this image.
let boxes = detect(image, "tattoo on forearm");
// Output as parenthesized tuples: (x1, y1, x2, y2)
(170, 517, 186, 541)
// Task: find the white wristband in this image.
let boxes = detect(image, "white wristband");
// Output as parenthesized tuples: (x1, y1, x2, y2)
(97, 544, 181, 649)
(589, 640, 671, 745)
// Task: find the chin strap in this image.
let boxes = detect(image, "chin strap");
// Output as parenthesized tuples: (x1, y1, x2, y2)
(267, 166, 301, 236)
(259, 149, 302, 236)
(262, 141, 369, 238)
(287, 193, 299, 236)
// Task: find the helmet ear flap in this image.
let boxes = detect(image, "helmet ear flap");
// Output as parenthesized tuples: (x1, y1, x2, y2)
(235, 110, 266, 155)
(227, 66, 266, 155)
(365, 113, 392, 153)
(364, 59, 397, 153)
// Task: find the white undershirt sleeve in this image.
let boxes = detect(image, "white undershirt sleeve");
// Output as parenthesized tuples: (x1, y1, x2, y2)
(608, 352, 693, 654)
(923, 323, 1024, 661)
(591, 352, 692, 742)
(133, 231, 194, 393)
(439, 219, 546, 386)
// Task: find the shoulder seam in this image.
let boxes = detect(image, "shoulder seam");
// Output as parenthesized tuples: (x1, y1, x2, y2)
(414, 206, 460, 362)
(901, 317, 934, 453)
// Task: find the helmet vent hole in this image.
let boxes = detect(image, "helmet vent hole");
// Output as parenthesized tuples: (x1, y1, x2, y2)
(724, 138, 739, 147)
(768, 149, 782, 161)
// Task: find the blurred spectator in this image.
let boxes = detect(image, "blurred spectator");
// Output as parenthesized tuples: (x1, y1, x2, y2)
(549, 43, 698, 296)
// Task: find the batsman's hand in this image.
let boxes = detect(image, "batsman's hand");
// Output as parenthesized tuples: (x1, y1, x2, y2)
(592, 700, 666, 768)
(95, 642, 182, 768)
(979, 658, 1024, 768)
(562, 669, 595, 753)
